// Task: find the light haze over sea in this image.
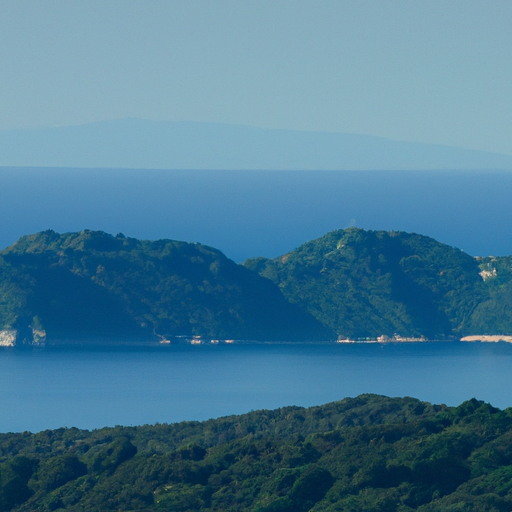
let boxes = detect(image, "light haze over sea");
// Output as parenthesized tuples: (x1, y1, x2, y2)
(1, 168, 512, 262)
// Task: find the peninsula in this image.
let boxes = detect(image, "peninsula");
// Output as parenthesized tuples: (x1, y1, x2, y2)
(1, 228, 512, 346)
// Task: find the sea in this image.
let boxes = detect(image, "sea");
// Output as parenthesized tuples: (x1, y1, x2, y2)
(2, 168, 512, 262)
(1, 341, 512, 433)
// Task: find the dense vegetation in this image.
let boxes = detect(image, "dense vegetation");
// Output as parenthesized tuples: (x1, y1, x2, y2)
(2, 228, 512, 343)
(1, 394, 512, 511)
(244, 228, 512, 339)
(469, 255, 512, 335)
(0, 230, 332, 343)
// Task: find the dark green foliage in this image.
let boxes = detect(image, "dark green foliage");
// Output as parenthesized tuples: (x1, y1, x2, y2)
(34, 454, 86, 493)
(466, 256, 512, 334)
(3, 227, 512, 342)
(244, 228, 509, 338)
(287, 466, 335, 508)
(0, 456, 37, 511)
(1, 395, 512, 511)
(89, 437, 137, 474)
(0, 230, 332, 342)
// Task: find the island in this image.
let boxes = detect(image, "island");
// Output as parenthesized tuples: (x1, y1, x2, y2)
(1, 227, 512, 346)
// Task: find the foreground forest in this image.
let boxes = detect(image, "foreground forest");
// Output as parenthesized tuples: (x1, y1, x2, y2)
(1, 394, 512, 511)
(1, 227, 512, 343)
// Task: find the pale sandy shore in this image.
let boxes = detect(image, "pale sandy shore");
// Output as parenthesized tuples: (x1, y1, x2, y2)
(461, 335, 512, 343)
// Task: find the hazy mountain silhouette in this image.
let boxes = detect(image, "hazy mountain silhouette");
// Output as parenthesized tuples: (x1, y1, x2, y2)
(1, 118, 512, 170)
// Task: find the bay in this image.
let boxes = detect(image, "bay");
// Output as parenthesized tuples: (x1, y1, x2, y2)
(1, 342, 512, 433)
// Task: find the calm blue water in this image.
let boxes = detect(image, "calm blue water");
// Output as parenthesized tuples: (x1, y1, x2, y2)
(2, 169, 512, 262)
(1, 342, 512, 433)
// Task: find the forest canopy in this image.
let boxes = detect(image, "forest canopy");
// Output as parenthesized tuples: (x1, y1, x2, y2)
(2, 228, 512, 344)
(1, 394, 512, 511)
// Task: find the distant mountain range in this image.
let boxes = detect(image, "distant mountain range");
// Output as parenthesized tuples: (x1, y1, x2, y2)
(1, 118, 512, 170)
(1, 228, 512, 345)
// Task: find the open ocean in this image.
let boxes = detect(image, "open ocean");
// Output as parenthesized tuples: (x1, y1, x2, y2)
(1, 342, 512, 433)
(2, 169, 512, 262)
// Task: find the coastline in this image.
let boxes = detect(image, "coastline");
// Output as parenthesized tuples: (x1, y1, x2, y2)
(460, 335, 512, 343)
(3, 328, 512, 348)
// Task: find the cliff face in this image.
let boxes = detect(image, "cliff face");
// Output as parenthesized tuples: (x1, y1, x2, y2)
(0, 330, 16, 347)
(0, 327, 45, 347)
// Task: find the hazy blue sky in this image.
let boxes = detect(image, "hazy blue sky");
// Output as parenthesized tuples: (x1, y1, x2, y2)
(1, 1, 511, 155)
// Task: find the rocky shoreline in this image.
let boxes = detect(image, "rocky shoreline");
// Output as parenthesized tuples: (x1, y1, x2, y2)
(3, 328, 512, 348)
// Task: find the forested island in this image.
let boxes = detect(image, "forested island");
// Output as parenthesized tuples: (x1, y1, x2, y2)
(1, 394, 512, 511)
(1, 228, 512, 346)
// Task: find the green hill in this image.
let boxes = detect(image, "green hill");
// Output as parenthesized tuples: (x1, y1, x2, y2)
(468, 255, 512, 335)
(2, 394, 512, 511)
(2, 228, 512, 344)
(0, 230, 333, 344)
(244, 228, 512, 339)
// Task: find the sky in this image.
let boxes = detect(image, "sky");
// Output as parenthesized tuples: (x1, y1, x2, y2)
(1, 1, 512, 155)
